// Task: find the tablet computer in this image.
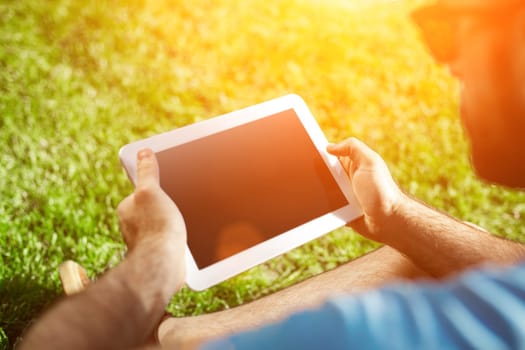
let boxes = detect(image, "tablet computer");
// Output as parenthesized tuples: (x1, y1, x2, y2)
(119, 94, 363, 290)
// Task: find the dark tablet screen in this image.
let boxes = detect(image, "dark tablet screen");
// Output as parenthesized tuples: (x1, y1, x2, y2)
(156, 108, 348, 269)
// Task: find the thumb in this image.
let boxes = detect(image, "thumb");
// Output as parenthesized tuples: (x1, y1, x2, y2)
(327, 138, 379, 169)
(136, 148, 159, 189)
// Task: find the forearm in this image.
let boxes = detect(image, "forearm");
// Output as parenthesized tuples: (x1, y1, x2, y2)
(384, 195, 525, 277)
(20, 236, 183, 350)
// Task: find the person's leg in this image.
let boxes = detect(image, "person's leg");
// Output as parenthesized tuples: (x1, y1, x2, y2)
(157, 245, 430, 347)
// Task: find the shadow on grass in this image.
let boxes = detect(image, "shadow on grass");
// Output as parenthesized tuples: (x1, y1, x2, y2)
(0, 277, 61, 349)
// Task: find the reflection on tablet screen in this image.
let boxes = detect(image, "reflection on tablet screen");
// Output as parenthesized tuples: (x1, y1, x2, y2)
(156, 109, 348, 269)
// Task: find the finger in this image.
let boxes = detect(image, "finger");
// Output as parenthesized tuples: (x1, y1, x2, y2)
(347, 216, 371, 237)
(136, 148, 159, 188)
(327, 138, 379, 168)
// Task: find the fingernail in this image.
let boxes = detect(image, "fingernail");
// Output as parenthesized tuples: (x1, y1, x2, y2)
(138, 149, 152, 160)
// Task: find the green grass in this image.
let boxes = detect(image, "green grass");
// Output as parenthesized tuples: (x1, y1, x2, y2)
(1, 0, 525, 348)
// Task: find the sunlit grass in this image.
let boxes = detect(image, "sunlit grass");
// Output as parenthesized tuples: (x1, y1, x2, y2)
(1, 0, 524, 348)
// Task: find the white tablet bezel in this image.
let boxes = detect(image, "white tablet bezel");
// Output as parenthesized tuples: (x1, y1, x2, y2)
(119, 94, 363, 291)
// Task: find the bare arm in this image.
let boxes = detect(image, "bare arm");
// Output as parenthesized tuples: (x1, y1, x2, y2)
(20, 149, 186, 350)
(20, 239, 180, 350)
(382, 196, 525, 277)
(328, 138, 525, 278)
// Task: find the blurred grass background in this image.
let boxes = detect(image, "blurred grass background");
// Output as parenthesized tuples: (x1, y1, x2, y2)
(2, 0, 525, 348)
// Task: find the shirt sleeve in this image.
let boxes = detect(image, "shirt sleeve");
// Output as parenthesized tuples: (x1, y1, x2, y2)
(200, 262, 525, 350)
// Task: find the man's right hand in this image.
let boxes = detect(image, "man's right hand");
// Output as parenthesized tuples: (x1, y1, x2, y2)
(327, 138, 408, 243)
